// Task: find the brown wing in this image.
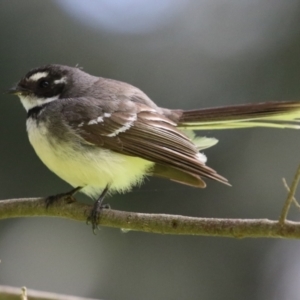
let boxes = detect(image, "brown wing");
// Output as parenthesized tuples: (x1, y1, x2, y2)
(63, 98, 228, 187)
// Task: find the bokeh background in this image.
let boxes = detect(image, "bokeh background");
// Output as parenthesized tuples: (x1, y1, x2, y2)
(1, 1, 300, 299)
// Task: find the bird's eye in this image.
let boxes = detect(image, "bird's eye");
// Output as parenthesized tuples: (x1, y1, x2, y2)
(39, 80, 50, 88)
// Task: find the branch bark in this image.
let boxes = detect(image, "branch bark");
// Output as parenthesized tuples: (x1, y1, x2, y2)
(1, 196, 300, 239)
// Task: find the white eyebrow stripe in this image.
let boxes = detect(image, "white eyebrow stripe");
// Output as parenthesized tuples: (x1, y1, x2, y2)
(28, 72, 49, 81)
(54, 77, 67, 84)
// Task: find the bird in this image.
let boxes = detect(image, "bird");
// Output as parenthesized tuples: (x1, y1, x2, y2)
(9, 64, 300, 230)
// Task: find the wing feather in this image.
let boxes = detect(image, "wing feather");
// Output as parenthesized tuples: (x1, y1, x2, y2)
(64, 99, 228, 185)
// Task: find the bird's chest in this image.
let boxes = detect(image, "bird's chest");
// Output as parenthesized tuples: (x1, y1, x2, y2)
(26, 118, 106, 190)
(26, 118, 154, 197)
(27, 118, 56, 161)
(26, 118, 76, 179)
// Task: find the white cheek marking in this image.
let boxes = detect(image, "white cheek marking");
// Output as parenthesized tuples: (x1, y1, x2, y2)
(54, 77, 67, 84)
(107, 114, 137, 137)
(28, 72, 49, 81)
(104, 113, 111, 118)
(18, 94, 59, 111)
(97, 116, 104, 123)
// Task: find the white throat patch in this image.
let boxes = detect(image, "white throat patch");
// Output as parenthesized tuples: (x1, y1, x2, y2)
(19, 94, 59, 111)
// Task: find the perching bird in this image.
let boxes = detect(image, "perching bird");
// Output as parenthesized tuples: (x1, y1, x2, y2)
(9, 64, 300, 229)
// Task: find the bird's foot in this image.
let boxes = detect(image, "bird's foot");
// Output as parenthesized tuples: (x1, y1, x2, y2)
(45, 186, 82, 208)
(86, 185, 110, 234)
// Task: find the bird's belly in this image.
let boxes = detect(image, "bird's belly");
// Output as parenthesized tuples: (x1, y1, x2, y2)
(27, 119, 154, 198)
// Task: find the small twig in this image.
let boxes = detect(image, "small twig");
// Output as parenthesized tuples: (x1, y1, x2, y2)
(282, 178, 300, 209)
(280, 164, 300, 224)
(293, 199, 300, 209)
(20, 287, 27, 300)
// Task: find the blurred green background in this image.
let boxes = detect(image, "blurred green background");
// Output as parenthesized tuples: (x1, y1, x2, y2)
(1, 1, 300, 299)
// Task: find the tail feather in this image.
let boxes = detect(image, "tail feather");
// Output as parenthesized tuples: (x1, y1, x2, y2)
(178, 101, 300, 130)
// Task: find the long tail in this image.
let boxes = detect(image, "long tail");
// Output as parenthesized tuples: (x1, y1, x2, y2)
(178, 101, 300, 130)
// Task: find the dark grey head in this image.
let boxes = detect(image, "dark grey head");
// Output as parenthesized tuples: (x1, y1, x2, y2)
(9, 64, 97, 111)
(9, 64, 159, 113)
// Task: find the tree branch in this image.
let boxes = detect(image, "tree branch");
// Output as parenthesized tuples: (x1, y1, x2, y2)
(0, 285, 101, 300)
(1, 196, 300, 239)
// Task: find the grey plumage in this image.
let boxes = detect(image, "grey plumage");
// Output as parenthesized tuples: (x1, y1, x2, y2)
(9, 64, 300, 199)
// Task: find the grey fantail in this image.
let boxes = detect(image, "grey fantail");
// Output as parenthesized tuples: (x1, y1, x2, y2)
(9, 64, 300, 229)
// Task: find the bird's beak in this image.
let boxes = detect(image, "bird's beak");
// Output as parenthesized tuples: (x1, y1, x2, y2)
(7, 85, 28, 95)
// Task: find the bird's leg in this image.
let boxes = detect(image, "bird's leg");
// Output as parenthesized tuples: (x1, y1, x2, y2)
(87, 185, 110, 233)
(45, 186, 82, 208)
